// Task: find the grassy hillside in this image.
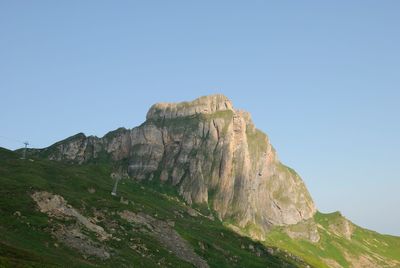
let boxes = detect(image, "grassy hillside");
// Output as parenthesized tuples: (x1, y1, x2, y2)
(264, 212, 400, 268)
(0, 148, 307, 268)
(2, 147, 399, 267)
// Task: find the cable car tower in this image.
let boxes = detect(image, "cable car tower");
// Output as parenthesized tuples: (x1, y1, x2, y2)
(22, 141, 29, 159)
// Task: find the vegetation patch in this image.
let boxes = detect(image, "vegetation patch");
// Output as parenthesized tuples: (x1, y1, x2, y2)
(0, 147, 307, 267)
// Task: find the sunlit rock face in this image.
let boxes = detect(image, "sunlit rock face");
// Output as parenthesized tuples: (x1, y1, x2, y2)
(39, 94, 316, 236)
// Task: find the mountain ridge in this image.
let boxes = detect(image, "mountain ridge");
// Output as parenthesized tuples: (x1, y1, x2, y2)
(29, 94, 316, 239)
(15, 94, 400, 267)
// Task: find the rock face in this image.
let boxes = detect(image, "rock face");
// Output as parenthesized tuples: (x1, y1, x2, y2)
(37, 94, 316, 236)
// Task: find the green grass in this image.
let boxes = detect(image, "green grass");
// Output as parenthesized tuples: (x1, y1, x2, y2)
(264, 212, 400, 268)
(246, 128, 267, 156)
(146, 109, 234, 135)
(0, 147, 306, 268)
(5, 137, 400, 268)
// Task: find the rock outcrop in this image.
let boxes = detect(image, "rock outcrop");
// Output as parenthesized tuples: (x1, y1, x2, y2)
(32, 191, 112, 241)
(119, 210, 209, 268)
(31, 191, 111, 259)
(328, 213, 354, 240)
(36, 94, 316, 236)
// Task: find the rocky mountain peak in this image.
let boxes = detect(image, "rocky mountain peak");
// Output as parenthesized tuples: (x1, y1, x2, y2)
(36, 95, 316, 239)
(146, 94, 234, 120)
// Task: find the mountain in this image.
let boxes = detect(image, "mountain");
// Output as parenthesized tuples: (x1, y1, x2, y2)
(5, 94, 400, 267)
(32, 95, 315, 239)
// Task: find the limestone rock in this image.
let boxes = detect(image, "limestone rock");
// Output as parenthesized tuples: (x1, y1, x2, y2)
(284, 218, 320, 243)
(146, 94, 233, 120)
(36, 94, 317, 237)
(328, 212, 354, 240)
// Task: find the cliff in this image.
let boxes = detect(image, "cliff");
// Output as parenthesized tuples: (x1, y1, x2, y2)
(37, 94, 316, 237)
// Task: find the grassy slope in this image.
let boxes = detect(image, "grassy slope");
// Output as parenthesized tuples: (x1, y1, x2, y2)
(0, 148, 306, 268)
(264, 212, 400, 268)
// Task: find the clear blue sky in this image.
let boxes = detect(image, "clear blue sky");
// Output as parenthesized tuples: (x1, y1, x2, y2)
(1, 1, 399, 235)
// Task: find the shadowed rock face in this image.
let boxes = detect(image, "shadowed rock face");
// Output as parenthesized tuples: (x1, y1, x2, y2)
(37, 94, 316, 236)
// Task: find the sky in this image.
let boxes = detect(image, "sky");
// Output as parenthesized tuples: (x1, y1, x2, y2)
(1, 1, 399, 235)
